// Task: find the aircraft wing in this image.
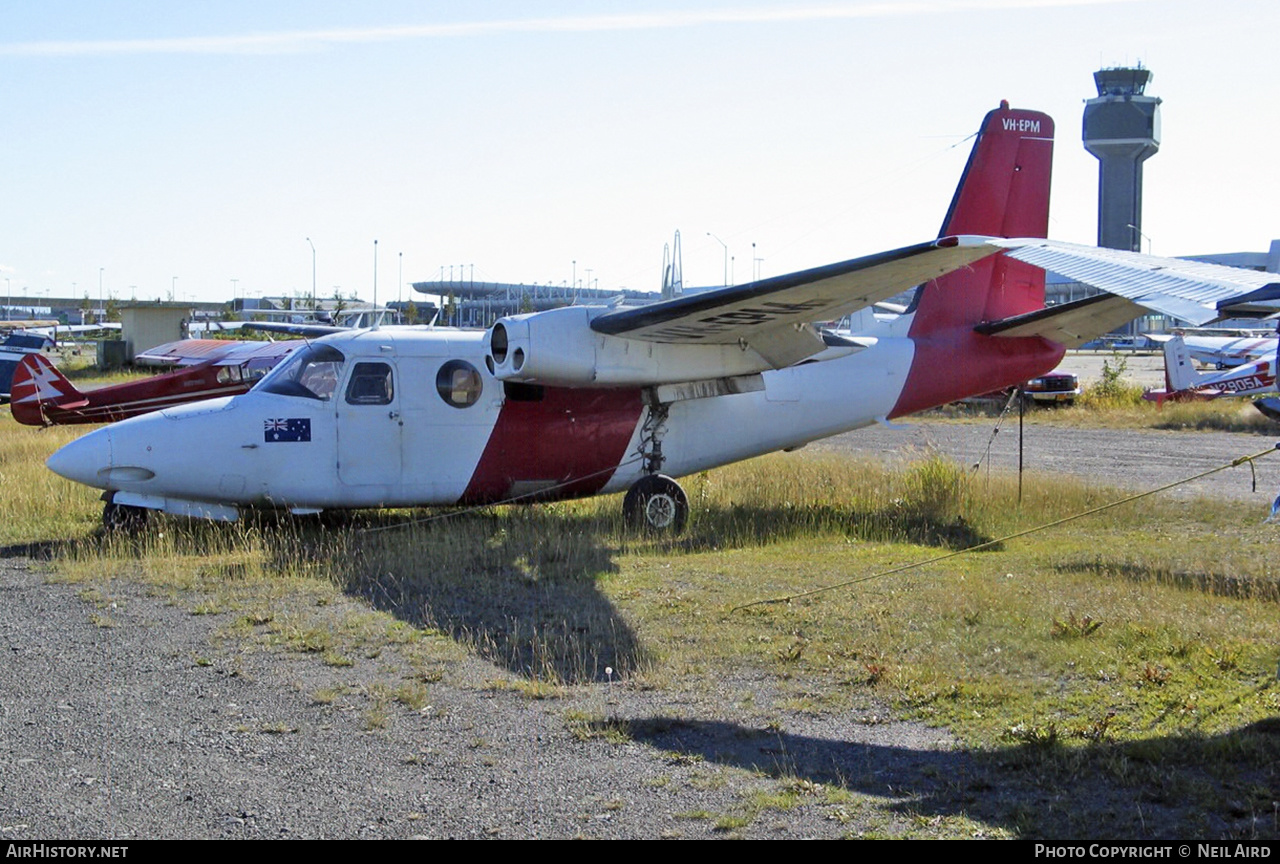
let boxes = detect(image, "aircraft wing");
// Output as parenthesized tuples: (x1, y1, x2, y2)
(241, 321, 349, 338)
(995, 239, 1280, 326)
(134, 339, 244, 367)
(589, 236, 998, 367)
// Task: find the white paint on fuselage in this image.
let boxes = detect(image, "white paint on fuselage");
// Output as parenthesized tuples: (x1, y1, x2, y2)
(49, 323, 917, 515)
(603, 335, 914, 493)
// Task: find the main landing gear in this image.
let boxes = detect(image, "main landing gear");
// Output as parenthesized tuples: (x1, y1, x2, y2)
(623, 474, 689, 533)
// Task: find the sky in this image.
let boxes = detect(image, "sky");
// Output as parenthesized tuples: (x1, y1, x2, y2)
(2, 0, 1277, 306)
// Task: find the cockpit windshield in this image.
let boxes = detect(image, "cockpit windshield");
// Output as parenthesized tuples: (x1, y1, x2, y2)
(256, 343, 346, 401)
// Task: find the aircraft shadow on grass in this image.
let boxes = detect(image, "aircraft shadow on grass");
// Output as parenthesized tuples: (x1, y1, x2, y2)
(309, 502, 994, 684)
(1054, 559, 1280, 603)
(625, 716, 1280, 840)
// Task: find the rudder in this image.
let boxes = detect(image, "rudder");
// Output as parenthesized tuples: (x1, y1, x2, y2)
(890, 102, 1060, 418)
(910, 101, 1054, 335)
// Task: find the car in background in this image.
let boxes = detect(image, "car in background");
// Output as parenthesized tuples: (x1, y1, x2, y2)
(1021, 371, 1081, 406)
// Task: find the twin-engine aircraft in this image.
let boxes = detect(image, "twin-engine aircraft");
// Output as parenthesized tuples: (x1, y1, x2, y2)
(43, 102, 1280, 531)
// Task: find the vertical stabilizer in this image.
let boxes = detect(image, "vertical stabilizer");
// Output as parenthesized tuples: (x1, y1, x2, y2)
(1163, 335, 1202, 392)
(891, 102, 1061, 417)
(10, 354, 82, 426)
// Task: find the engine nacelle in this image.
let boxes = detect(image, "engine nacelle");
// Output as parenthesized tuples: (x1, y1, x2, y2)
(484, 306, 790, 387)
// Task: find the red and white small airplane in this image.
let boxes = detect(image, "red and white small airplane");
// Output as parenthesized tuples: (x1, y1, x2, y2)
(42, 102, 1280, 530)
(11, 339, 301, 426)
(1144, 333, 1277, 404)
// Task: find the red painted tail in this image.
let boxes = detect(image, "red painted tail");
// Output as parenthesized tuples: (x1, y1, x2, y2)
(891, 102, 1061, 417)
(9, 354, 84, 426)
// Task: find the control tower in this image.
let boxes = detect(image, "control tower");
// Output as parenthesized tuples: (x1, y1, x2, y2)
(1083, 66, 1161, 251)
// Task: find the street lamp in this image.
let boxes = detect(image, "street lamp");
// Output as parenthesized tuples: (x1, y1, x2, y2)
(706, 232, 728, 288)
(306, 237, 316, 309)
(1127, 224, 1152, 254)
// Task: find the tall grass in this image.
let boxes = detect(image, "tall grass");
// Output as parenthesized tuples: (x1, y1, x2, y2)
(5, 413, 1277, 750)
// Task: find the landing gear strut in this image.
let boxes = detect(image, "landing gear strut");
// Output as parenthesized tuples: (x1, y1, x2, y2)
(623, 474, 688, 533)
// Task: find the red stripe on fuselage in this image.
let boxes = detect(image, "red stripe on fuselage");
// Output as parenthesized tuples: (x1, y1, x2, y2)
(461, 386, 644, 504)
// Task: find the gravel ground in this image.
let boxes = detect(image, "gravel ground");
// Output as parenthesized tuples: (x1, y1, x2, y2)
(3, 418, 1277, 840)
(813, 420, 1280, 504)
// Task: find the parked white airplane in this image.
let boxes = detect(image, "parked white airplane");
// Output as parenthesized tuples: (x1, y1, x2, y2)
(1145, 334, 1277, 403)
(42, 102, 1280, 531)
(1146, 332, 1277, 369)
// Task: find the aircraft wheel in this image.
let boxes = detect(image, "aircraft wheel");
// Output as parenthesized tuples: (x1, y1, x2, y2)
(102, 501, 150, 533)
(623, 474, 688, 533)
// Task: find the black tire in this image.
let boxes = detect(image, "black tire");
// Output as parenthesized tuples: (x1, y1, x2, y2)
(102, 501, 151, 533)
(623, 475, 689, 533)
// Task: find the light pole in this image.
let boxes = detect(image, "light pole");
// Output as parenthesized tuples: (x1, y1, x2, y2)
(98, 267, 104, 317)
(306, 237, 316, 309)
(1127, 224, 1152, 254)
(231, 278, 238, 301)
(706, 232, 727, 288)
(4, 277, 9, 320)
(397, 251, 403, 317)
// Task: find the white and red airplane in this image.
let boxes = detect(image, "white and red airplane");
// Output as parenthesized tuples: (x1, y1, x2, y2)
(42, 102, 1280, 531)
(1144, 333, 1277, 404)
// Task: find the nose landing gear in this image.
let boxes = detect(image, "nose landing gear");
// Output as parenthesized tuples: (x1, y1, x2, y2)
(102, 497, 151, 533)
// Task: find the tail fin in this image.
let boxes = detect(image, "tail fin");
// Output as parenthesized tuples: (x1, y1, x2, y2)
(1163, 335, 1203, 392)
(890, 102, 1059, 417)
(10, 354, 84, 426)
(909, 101, 1053, 334)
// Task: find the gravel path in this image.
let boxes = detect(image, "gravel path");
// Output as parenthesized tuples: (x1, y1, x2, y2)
(0, 557, 959, 840)
(812, 421, 1280, 504)
(3, 420, 1276, 840)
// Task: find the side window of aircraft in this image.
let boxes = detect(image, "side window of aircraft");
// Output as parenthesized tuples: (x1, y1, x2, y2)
(436, 360, 482, 409)
(259, 344, 346, 401)
(345, 362, 395, 406)
(216, 366, 243, 385)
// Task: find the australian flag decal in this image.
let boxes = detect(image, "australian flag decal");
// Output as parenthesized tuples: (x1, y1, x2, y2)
(264, 417, 311, 443)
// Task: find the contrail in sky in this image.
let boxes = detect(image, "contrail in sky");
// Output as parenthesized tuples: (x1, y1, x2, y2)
(1, 1, 1136, 57)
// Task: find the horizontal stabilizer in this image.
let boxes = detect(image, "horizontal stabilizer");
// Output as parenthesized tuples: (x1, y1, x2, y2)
(1216, 283, 1280, 319)
(974, 293, 1145, 348)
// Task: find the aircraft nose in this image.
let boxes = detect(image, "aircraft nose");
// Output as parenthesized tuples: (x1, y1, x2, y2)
(47, 428, 113, 489)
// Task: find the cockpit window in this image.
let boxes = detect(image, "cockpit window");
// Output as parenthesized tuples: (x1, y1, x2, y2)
(345, 362, 394, 405)
(258, 343, 346, 401)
